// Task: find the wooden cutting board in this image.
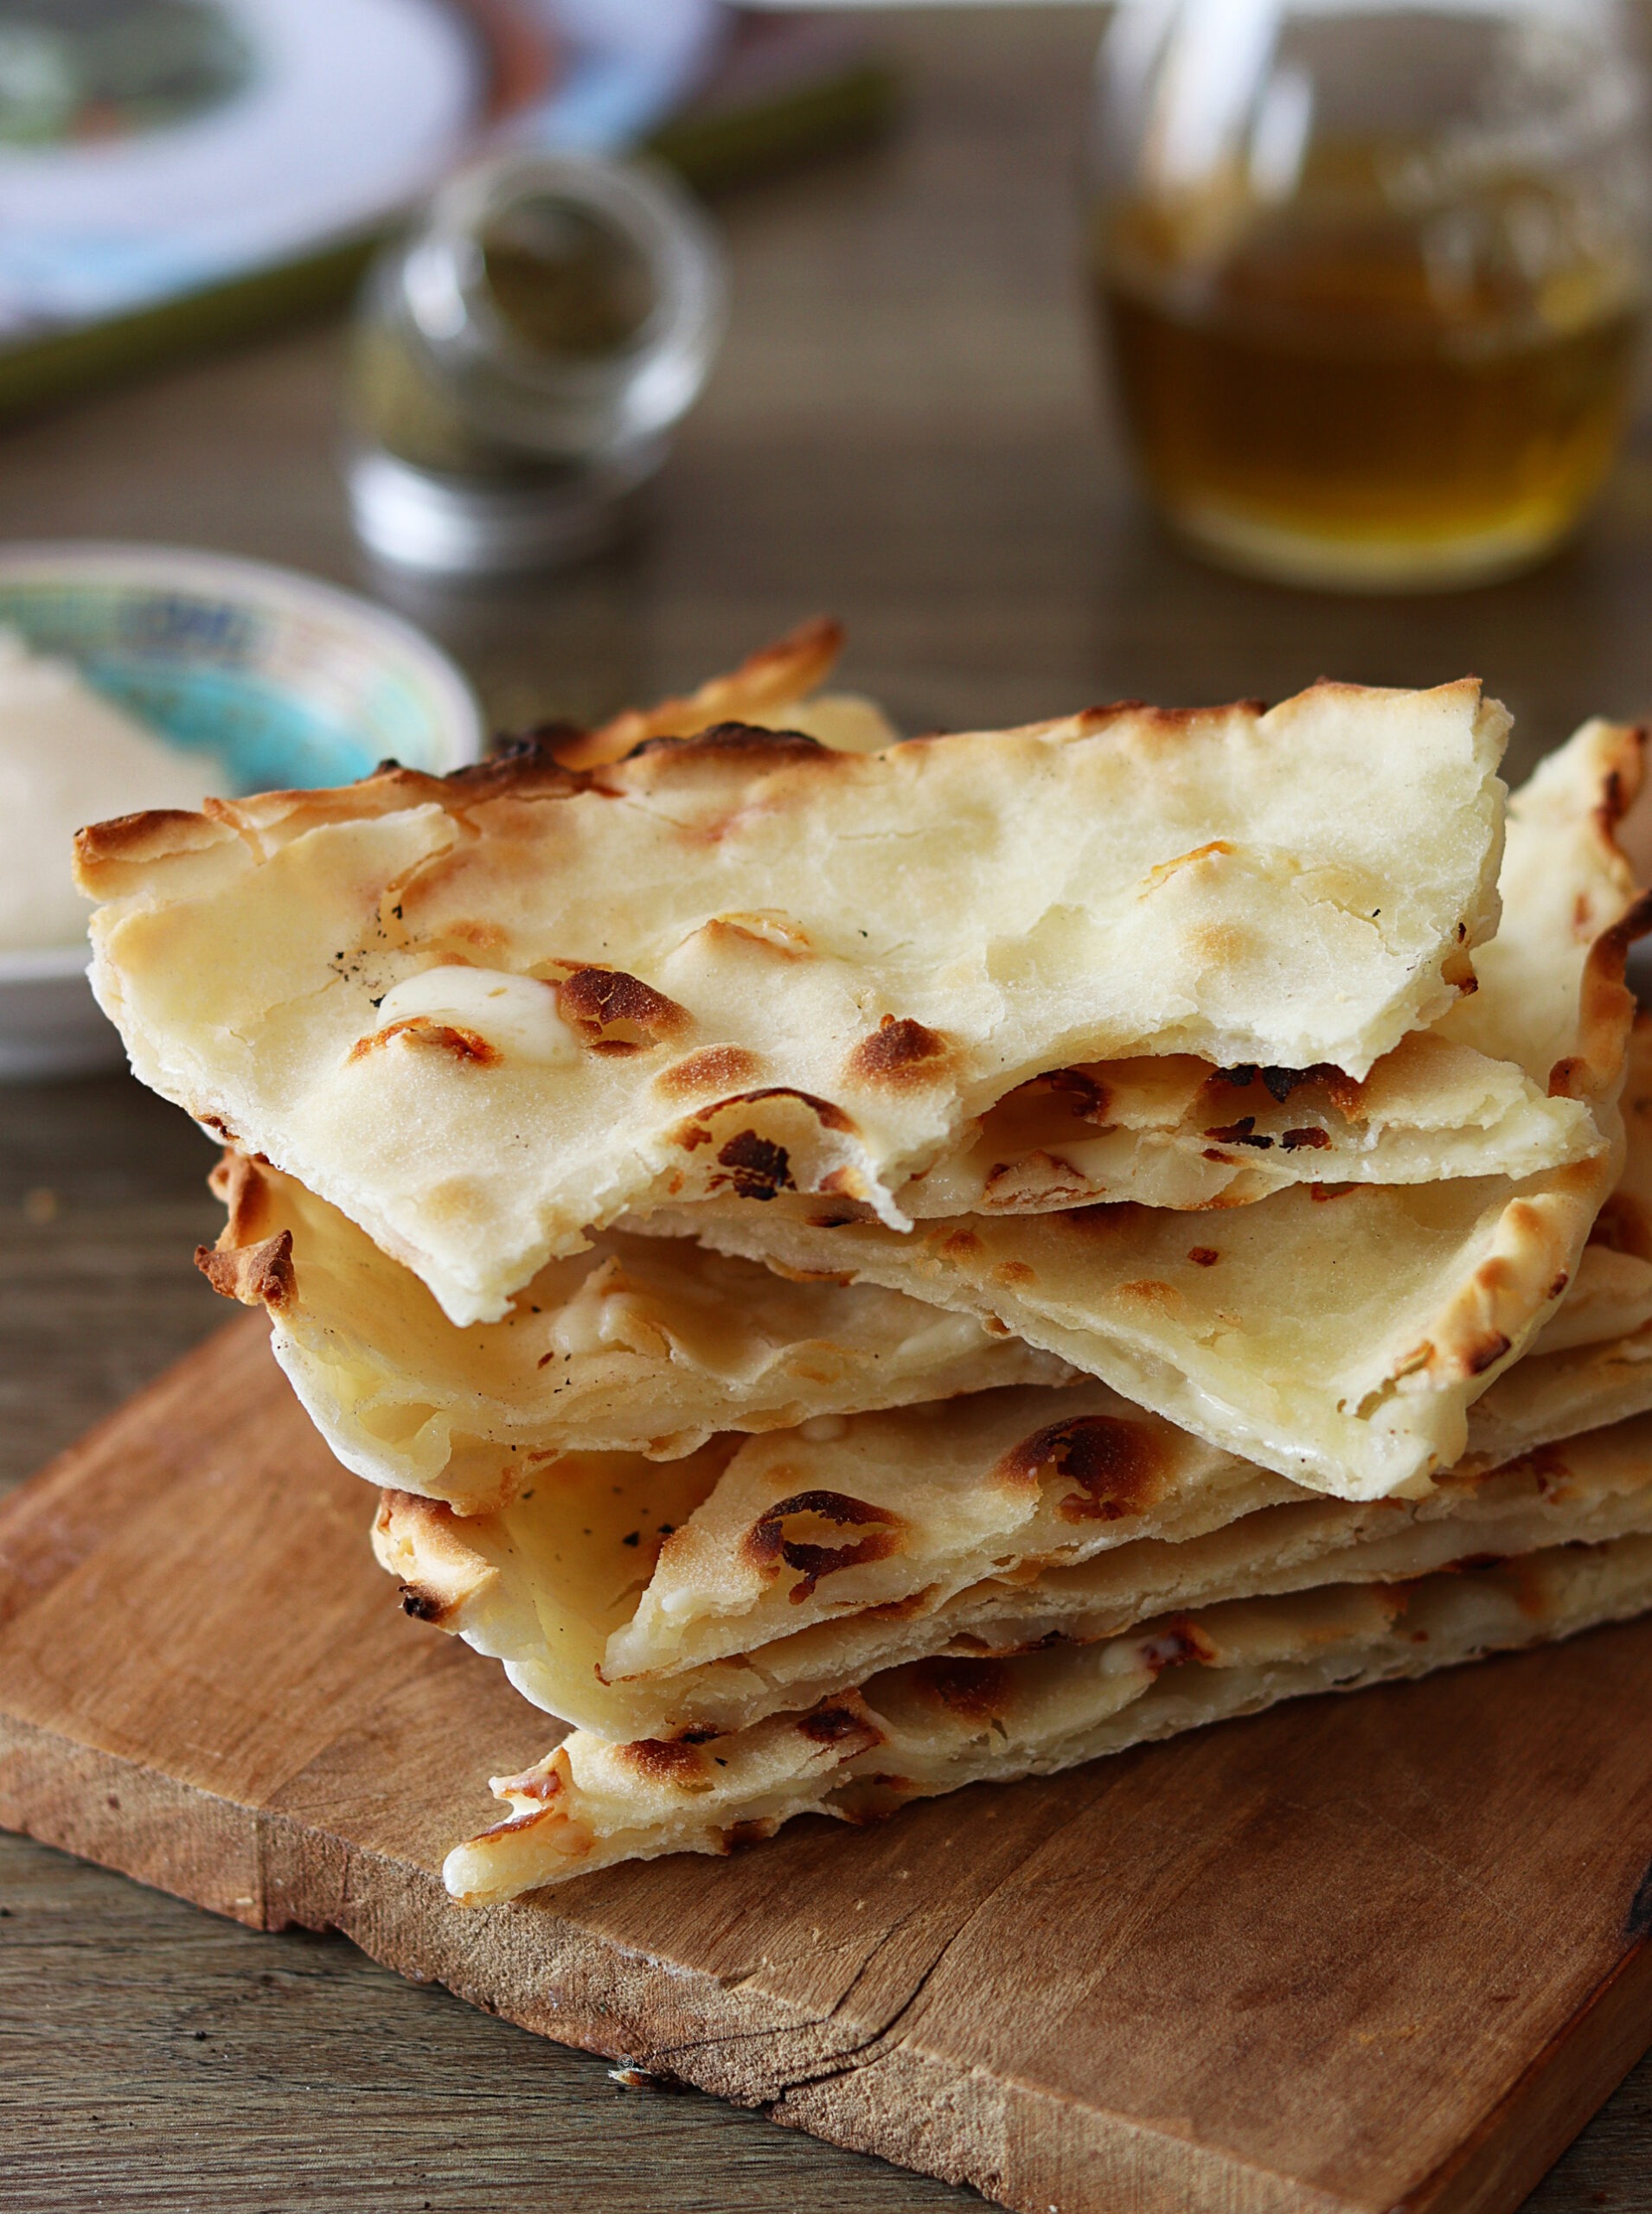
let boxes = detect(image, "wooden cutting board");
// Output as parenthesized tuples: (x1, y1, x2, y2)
(4, 1315, 1652, 2214)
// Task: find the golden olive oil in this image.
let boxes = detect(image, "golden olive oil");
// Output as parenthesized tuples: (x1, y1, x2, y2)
(1094, 155, 1643, 586)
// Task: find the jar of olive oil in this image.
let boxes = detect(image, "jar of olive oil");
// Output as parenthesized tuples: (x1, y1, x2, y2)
(1089, 0, 1651, 589)
(346, 153, 726, 574)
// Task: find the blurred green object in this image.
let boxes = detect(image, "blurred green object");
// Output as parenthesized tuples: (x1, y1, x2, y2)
(0, 32, 899, 426)
(0, 0, 255, 146)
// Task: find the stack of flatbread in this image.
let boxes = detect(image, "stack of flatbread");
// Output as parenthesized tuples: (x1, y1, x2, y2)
(74, 621, 1652, 1908)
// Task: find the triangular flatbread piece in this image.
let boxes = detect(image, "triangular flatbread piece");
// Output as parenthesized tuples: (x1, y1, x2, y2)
(198, 1151, 1071, 1513)
(372, 1344, 1652, 1743)
(440, 1533, 1652, 1902)
(79, 675, 1508, 1324)
(642, 751, 1646, 1498)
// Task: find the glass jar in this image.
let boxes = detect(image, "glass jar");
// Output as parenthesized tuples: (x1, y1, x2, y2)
(1087, 0, 1652, 589)
(344, 151, 727, 575)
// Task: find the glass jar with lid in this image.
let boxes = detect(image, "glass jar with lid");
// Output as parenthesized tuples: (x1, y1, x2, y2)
(1087, 0, 1652, 589)
(345, 151, 726, 575)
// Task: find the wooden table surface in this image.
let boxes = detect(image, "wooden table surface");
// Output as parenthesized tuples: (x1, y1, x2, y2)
(5, 10, 1652, 2208)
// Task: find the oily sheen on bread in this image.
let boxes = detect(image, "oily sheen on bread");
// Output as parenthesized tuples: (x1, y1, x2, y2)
(78, 675, 1508, 1325)
(439, 1534, 1652, 1901)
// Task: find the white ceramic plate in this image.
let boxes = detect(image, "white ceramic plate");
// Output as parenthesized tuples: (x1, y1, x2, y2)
(0, 542, 483, 1081)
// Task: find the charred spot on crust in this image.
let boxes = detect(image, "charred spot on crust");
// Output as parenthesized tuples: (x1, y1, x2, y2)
(1137, 1618, 1219, 1673)
(724, 1818, 780, 1849)
(195, 1229, 295, 1313)
(910, 1656, 1010, 1723)
(197, 1110, 242, 1146)
(350, 1017, 501, 1066)
(655, 1045, 765, 1100)
(1203, 1116, 1273, 1149)
(556, 966, 690, 1054)
(399, 1584, 450, 1625)
(742, 1487, 906, 1602)
(625, 719, 830, 765)
(439, 731, 584, 801)
(714, 1130, 794, 1200)
(996, 1412, 1166, 1525)
(674, 1087, 859, 1181)
(798, 1704, 874, 1745)
(1207, 1063, 1362, 1117)
(617, 1737, 708, 1785)
(1008, 1067, 1112, 1123)
(845, 1014, 952, 1087)
(1282, 1126, 1332, 1151)
(1187, 1246, 1220, 1267)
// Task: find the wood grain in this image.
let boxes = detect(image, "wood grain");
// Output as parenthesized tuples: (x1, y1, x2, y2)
(6, 11, 1652, 2205)
(6, 1320, 1652, 2214)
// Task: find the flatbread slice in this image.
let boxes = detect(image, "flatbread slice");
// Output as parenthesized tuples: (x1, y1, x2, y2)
(189, 1016, 1652, 1526)
(635, 729, 1646, 1498)
(648, 1159, 1616, 1499)
(372, 1370, 1652, 1742)
(197, 1152, 1073, 1513)
(441, 1533, 1652, 1902)
(78, 675, 1508, 1325)
(900, 722, 1642, 1212)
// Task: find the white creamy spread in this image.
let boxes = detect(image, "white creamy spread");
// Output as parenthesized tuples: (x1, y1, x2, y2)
(0, 630, 206, 952)
(373, 965, 582, 1063)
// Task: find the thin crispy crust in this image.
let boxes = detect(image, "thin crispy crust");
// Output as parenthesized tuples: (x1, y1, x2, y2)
(439, 1536, 1652, 1901)
(1550, 719, 1651, 1098)
(554, 617, 846, 771)
(1393, 1161, 1610, 1389)
(74, 807, 232, 868)
(197, 1150, 293, 1308)
(371, 1491, 498, 1628)
(73, 737, 582, 893)
(194, 1229, 294, 1311)
(208, 1149, 272, 1243)
(73, 672, 1495, 891)
(368, 1291, 1652, 1745)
